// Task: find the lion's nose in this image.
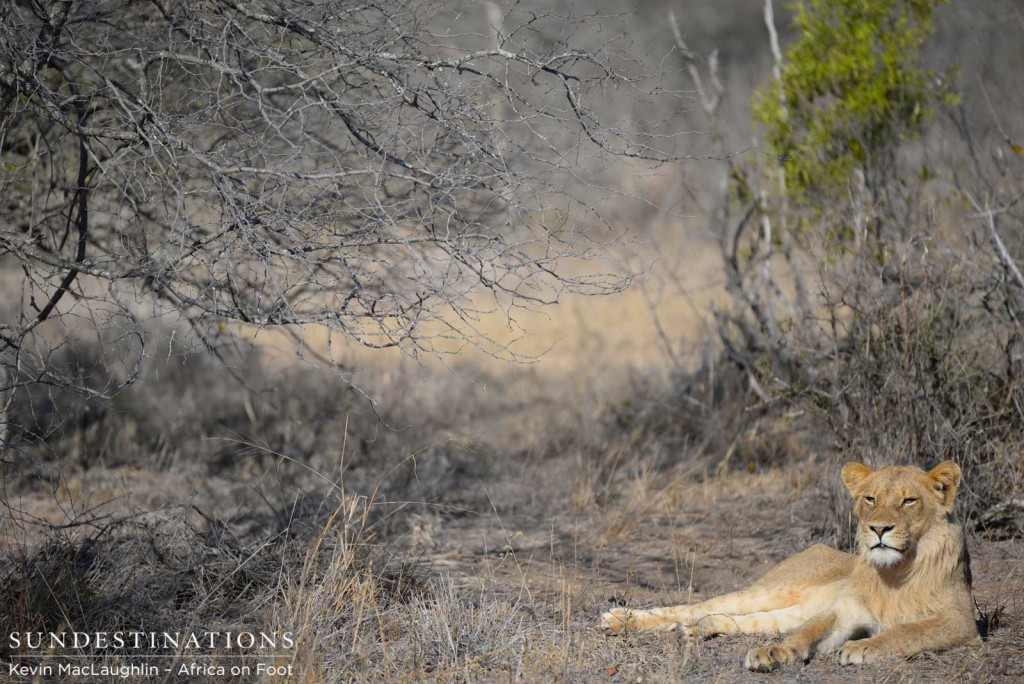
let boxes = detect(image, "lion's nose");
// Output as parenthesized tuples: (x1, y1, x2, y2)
(869, 524, 894, 539)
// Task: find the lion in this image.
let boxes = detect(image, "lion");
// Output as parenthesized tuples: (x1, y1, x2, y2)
(601, 461, 981, 670)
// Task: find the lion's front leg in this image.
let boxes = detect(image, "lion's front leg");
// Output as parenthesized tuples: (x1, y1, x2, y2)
(837, 614, 979, 665)
(745, 612, 836, 672)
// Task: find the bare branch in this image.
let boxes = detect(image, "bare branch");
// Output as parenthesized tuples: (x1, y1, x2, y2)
(667, 8, 722, 117)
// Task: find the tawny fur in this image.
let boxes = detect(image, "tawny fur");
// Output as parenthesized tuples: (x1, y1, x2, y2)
(600, 461, 981, 670)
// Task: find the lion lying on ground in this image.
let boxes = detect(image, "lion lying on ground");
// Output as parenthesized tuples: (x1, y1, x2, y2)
(601, 461, 981, 670)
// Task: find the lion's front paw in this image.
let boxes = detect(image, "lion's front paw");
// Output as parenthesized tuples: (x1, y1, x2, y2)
(601, 608, 636, 636)
(838, 641, 884, 666)
(744, 645, 801, 672)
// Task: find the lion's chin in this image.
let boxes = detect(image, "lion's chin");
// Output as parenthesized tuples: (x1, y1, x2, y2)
(867, 546, 905, 568)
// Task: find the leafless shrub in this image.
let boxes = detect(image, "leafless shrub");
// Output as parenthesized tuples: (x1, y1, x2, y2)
(703, 22, 1024, 540)
(610, 1, 1024, 545)
(2, 491, 438, 681)
(0, 0, 697, 441)
(1, 508, 283, 662)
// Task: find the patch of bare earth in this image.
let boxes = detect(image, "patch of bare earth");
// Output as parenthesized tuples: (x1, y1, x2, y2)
(408, 461, 1023, 682)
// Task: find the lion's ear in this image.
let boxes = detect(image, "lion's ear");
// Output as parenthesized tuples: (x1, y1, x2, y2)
(841, 462, 873, 495)
(928, 460, 962, 510)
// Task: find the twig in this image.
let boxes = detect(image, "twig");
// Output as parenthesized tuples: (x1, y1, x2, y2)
(975, 199, 1024, 290)
(668, 8, 722, 116)
(764, 0, 784, 80)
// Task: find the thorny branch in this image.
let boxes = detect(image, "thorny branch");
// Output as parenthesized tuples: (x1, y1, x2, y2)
(0, 0, 694, 378)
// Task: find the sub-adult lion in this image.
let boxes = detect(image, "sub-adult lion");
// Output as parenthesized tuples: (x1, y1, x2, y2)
(601, 461, 981, 670)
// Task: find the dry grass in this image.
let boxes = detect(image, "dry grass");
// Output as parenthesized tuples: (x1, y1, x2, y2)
(2, 326, 1021, 681)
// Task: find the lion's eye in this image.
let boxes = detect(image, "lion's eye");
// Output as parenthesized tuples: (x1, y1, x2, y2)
(902, 497, 918, 507)
(864, 496, 875, 506)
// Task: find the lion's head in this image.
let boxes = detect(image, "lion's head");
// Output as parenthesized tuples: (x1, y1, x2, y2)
(841, 461, 961, 568)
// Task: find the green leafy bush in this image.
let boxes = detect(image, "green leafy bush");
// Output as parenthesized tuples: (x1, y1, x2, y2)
(753, 0, 952, 201)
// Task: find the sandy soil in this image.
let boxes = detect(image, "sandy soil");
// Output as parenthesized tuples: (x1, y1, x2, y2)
(412, 462, 1024, 683)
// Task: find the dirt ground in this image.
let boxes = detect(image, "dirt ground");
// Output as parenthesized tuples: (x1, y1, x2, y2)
(407, 459, 1024, 683)
(3, 361, 1023, 683)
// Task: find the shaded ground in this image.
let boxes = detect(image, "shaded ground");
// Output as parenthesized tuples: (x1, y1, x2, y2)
(2, 357, 1022, 682)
